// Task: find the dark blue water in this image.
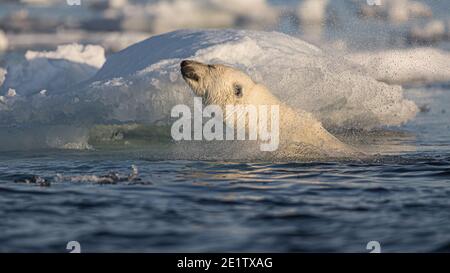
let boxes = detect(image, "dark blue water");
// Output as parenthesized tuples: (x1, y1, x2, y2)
(1, 87, 450, 253)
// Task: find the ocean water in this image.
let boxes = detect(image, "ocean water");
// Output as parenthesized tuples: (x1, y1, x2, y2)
(1, 86, 449, 253)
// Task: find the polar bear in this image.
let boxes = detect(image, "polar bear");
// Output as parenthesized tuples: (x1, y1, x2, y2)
(180, 60, 362, 158)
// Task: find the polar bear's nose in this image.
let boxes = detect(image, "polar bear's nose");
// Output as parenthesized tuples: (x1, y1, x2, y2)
(181, 60, 194, 68)
(181, 60, 200, 81)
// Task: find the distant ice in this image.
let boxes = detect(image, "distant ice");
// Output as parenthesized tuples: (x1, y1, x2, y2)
(0, 30, 8, 51)
(359, 0, 432, 23)
(20, 0, 61, 5)
(25, 44, 105, 68)
(119, 0, 278, 33)
(7, 31, 148, 53)
(1, 44, 105, 97)
(297, 0, 328, 25)
(6, 88, 16, 97)
(88, 0, 129, 10)
(0, 68, 5, 87)
(296, 0, 328, 41)
(408, 1, 433, 18)
(347, 47, 450, 84)
(408, 20, 446, 44)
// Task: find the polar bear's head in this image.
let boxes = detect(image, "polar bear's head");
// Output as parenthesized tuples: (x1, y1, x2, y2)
(180, 60, 269, 107)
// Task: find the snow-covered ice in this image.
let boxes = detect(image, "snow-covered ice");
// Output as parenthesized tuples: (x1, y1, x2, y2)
(6, 31, 148, 52)
(2, 29, 417, 129)
(25, 44, 105, 69)
(1, 44, 105, 97)
(347, 47, 450, 84)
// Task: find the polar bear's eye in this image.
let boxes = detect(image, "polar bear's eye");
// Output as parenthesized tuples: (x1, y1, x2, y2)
(234, 84, 243, 98)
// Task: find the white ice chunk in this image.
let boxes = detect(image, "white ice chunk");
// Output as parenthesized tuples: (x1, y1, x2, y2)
(347, 47, 450, 84)
(7, 88, 16, 97)
(1, 44, 105, 96)
(0, 30, 8, 52)
(25, 44, 105, 69)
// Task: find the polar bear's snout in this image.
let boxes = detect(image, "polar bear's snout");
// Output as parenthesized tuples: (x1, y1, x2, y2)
(180, 60, 203, 81)
(181, 60, 198, 68)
